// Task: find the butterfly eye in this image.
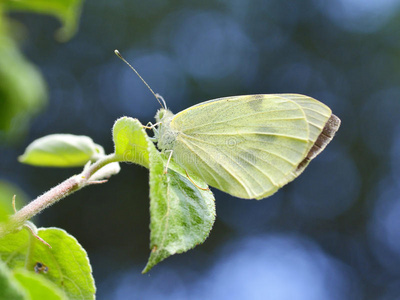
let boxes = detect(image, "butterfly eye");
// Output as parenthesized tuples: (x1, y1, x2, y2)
(155, 109, 165, 122)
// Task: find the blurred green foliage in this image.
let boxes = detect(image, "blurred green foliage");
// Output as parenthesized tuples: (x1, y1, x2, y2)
(0, 11, 46, 143)
(0, 0, 89, 297)
(1, 0, 83, 41)
(0, 0, 83, 143)
(0, 261, 26, 300)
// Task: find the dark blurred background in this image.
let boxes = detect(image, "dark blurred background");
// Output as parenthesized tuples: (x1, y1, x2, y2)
(2, 0, 400, 299)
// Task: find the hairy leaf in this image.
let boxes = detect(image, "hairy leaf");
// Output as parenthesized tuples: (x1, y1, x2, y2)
(0, 227, 95, 299)
(143, 146, 216, 273)
(113, 117, 151, 167)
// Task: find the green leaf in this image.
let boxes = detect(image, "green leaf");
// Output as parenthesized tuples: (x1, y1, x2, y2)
(0, 227, 96, 299)
(113, 117, 151, 168)
(143, 147, 216, 273)
(13, 269, 67, 300)
(112, 116, 216, 272)
(0, 261, 27, 300)
(33, 228, 96, 299)
(1, 0, 84, 41)
(19, 134, 105, 167)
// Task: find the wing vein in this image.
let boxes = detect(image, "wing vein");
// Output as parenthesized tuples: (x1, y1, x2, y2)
(245, 144, 302, 165)
(193, 132, 309, 141)
(180, 108, 304, 131)
(179, 139, 240, 192)
(181, 139, 255, 197)
(236, 146, 278, 185)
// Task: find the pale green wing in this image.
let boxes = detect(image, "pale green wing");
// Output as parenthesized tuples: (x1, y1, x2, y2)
(169, 95, 318, 199)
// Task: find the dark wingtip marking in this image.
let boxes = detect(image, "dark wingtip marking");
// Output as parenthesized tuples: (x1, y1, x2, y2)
(295, 114, 341, 175)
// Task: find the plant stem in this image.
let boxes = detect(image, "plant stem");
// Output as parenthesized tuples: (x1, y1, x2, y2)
(0, 154, 118, 239)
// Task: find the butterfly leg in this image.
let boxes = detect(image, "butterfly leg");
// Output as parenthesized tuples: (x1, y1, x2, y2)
(163, 150, 173, 174)
(184, 170, 210, 191)
(143, 122, 160, 130)
(162, 151, 209, 191)
(143, 122, 160, 142)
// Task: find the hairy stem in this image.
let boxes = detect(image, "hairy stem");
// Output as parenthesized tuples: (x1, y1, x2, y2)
(0, 154, 118, 239)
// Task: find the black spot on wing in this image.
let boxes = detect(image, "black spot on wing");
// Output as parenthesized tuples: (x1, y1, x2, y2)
(247, 96, 265, 111)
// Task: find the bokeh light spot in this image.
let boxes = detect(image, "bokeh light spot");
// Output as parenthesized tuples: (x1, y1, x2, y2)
(291, 146, 360, 220)
(171, 10, 259, 85)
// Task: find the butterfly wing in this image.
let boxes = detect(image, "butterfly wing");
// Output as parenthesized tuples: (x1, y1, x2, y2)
(168, 94, 339, 199)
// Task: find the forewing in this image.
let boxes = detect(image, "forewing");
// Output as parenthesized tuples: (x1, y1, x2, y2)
(170, 95, 313, 199)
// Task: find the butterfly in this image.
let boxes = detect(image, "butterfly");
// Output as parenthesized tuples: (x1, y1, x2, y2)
(114, 50, 340, 199)
(153, 94, 340, 199)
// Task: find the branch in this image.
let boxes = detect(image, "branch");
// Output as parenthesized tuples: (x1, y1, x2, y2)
(0, 154, 118, 239)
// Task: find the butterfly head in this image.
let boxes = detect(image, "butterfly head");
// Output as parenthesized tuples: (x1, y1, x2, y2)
(155, 108, 170, 123)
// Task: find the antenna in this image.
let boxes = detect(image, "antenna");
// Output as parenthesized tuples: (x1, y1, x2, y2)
(114, 49, 167, 109)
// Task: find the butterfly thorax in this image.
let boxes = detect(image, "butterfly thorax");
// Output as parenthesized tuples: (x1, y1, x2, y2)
(155, 108, 179, 151)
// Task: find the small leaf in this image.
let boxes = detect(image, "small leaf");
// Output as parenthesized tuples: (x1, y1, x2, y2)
(2, 0, 84, 41)
(19, 134, 104, 167)
(113, 117, 151, 167)
(13, 269, 67, 300)
(0, 261, 27, 300)
(143, 147, 216, 273)
(0, 227, 96, 299)
(89, 162, 121, 182)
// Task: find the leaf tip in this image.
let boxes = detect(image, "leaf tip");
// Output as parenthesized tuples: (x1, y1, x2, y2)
(141, 265, 151, 274)
(17, 155, 25, 163)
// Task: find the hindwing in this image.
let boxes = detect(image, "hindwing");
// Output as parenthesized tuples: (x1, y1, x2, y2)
(167, 94, 336, 199)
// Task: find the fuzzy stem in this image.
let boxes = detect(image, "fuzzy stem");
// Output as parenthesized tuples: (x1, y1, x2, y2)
(0, 154, 118, 239)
